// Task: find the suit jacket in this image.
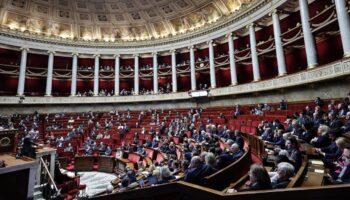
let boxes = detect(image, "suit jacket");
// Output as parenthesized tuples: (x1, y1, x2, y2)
(313, 135, 331, 148)
(328, 119, 342, 129)
(235, 136, 244, 150)
(184, 164, 210, 185)
(339, 166, 350, 184)
(299, 129, 315, 143)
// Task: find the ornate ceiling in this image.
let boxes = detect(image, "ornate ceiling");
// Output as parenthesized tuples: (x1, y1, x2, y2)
(0, 0, 253, 42)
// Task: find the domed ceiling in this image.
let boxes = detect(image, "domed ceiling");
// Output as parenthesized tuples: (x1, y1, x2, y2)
(0, 0, 253, 42)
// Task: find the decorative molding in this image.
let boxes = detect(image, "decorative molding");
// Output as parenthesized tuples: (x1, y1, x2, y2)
(1, 59, 349, 105)
(0, 0, 287, 54)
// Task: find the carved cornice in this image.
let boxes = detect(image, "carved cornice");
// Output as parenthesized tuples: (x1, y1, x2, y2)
(0, 0, 279, 51)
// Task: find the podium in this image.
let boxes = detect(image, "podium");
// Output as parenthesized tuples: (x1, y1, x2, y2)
(0, 154, 38, 199)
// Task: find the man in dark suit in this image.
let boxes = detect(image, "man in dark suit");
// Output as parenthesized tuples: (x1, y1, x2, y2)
(217, 143, 244, 169)
(299, 121, 316, 143)
(184, 156, 212, 185)
(327, 113, 342, 129)
(234, 130, 244, 150)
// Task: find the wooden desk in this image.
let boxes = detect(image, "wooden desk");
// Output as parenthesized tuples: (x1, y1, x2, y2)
(75, 156, 94, 171)
(0, 154, 38, 199)
(98, 156, 115, 173)
(302, 172, 324, 187)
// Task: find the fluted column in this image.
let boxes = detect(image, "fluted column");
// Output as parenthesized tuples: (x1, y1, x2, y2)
(114, 54, 120, 96)
(189, 46, 196, 91)
(299, 0, 318, 68)
(45, 51, 55, 96)
(171, 50, 177, 92)
(272, 10, 287, 76)
(70, 53, 78, 96)
(153, 52, 158, 94)
(249, 24, 261, 81)
(17, 47, 28, 96)
(134, 54, 139, 95)
(208, 40, 216, 88)
(335, 0, 350, 57)
(93, 54, 100, 96)
(227, 33, 238, 85)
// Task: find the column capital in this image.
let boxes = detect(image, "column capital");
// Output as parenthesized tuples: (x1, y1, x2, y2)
(20, 47, 29, 51)
(226, 32, 233, 38)
(188, 45, 195, 50)
(133, 54, 139, 57)
(72, 52, 79, 57)
(170, 49, 176, 53)
(247, 23, 256, 29)
(114, 54, 120, 58)
(269, 9, 281, 16)
(207, 40, 214, 45)
(152, 52, 158, 56)
(47, 50, 55, 55)
(93, 54, 100, 58)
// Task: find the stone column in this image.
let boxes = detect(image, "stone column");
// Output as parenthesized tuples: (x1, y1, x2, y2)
(189, 46, 196, 91)
(114, 54, 120, 96)
(335, 0, 350, 57)
(45, 51, 55, 96)
(70, 53, 78, 96)
(171, 50, 177, 92)
(134, 54, 139, 95)
(272, 10, 287, 76)
(249, 24, 261, 81)
(50, 153, 55, 181)
(153, 52, 158, 94)
(17, 47, 28, 96)
(227, 33, 238, 85)
(299, 0, 318, 68)
(93, 54, 100, 96)
(208, 40, 216, 88)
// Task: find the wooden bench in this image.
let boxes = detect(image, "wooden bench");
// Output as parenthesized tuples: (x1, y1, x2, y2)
(203, 147, 252, 191)
(287, 155, 309, 188)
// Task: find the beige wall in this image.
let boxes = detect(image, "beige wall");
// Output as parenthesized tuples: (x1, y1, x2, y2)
(0, 77, 348, 115)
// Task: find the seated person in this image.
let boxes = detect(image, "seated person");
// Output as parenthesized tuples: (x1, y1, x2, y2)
(285, 136, 302, 171)
(328, 144, 350, 184)
(97, 142, 107, 151)
(269, 162, 295, 189)
(85, 145, 93, 156)
(64, 143, 74, 153)
(230, 164, 271, 192)
(317, 136, 349, 169)
(268, 129, 285, 148)
(105, 146, 112, 156)
(298, 121, 316, 143)
(184, 156, 212, 185)
(217, 143, 244, 169)
(203, 152, 218, 175)
(96, 132, 104, 140)
(119, 177, 130, 192)
(310, 125, 331, 148)
(151, 138, 159, 149)
(137, 145, 146, 156)
(158, 166, 176, 184)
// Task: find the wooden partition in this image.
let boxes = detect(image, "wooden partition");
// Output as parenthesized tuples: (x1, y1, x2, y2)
(74, 156, 94, 171)
(203, 147, 252, 190)
(90, 180, 350, 200)
(98, 156, 115, 173)
(242, 132, 267, 160)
